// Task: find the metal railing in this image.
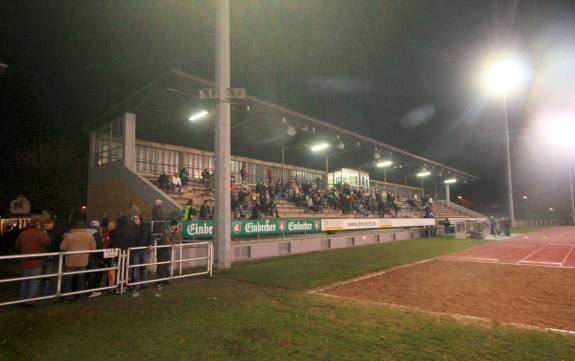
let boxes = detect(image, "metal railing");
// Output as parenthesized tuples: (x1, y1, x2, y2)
(0, 249, 123, 307)
(123, 242, 212, 291)
(514, 219, 572, 228)
(0, 241, 213, 307)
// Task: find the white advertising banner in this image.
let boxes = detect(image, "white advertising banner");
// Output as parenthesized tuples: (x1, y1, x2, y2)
(321, 218, 436, 231)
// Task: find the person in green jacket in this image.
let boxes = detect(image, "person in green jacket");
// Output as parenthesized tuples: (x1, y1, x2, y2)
(180, 200, 196, 221)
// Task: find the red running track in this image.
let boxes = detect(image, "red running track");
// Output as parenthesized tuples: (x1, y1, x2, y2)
(439, 227, 575, 268)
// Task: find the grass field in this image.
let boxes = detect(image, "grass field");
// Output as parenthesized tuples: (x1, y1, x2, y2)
(1, 236, 575, 360)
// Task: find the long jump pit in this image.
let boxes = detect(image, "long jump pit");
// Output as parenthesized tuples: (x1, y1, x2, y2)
(316, 227, 575, 333)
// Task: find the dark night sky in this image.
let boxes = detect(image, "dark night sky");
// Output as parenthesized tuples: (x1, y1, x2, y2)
(1, 0, 574, 215)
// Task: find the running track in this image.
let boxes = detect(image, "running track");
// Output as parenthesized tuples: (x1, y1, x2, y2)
(438, 227, 575, 268)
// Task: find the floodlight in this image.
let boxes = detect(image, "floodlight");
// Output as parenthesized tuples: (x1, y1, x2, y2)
(444, 178, 457, 184)
(188, 110, 209, 122)
(417, 171, 431, 177)
(286, 126, 297, 137)
(376, 160, 393, 168)
(310, 143, 330, 152)
(540, 112, 575, 149)
(483, 55, 529, 96)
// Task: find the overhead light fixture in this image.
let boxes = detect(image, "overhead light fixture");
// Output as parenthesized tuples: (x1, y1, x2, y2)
(376, 160, 393, 168)
(457, 196, 463, 200)
(417, 171, 431, 177)
(444, 178, 457, 184)
(310, 143, 330, 152)
(188, 110, 209, 122)
(336, 141, 345, 150)
(286, 126, 297, 137)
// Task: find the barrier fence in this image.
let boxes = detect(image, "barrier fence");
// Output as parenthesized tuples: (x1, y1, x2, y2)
(515, 219, 572, 228)
(0, 242, 212, 307)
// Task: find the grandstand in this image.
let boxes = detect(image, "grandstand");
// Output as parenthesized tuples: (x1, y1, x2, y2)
(86, 69, 483, 257)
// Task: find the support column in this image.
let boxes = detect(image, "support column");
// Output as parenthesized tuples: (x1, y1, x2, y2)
(214, 0, 232, 269)
(445, 184, 451, 204)
(570, 167, 575, 225)
(122, 112, 136, 170)
(503, 96, 516, 228)
(281, 146, 285, 183)
(384, 169, 387, 183)
(325, 156, 329, 190)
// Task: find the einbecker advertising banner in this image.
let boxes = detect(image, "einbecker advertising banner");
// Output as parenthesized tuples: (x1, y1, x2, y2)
(181, 219, 322, 239)
(321, 218, 435, 231)
(231, 218, 322, 236)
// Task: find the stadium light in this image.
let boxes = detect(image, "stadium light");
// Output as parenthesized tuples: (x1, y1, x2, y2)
(376, 160, 393, 168)
(457, 196, 463, 200)
(188, 110, 209, 122)
(444, 178, 457, 184)
(417, 171, 431, 177)
(522, 195, 528, 199)
(482, 55, 529, 96)
(310, 143, 330, 152)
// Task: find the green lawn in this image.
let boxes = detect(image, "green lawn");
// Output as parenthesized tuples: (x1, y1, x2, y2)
(2, 236, 575, 361)
(220, 237, 489, 289)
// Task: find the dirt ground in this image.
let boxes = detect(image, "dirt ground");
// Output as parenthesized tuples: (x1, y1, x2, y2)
(324, 260, 575, 331)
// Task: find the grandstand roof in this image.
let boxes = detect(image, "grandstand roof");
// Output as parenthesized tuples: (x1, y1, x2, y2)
(89, 68, 478, 186)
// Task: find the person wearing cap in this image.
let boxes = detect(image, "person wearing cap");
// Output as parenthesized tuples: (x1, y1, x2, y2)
(15, 219, 51, 303)
(60, 221, 96, 300)
(86, 220, 104, 298)
(157, 220, 182, 288)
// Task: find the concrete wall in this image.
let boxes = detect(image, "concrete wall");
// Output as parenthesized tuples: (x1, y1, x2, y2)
(87, 161, 181, 222)
(231, 228, 428, 262)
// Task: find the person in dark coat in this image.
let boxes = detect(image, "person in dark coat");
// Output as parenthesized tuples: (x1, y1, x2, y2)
(131, 215, 153, 295)
(199, 200, 211, 220)
(41, 218, 61, 296)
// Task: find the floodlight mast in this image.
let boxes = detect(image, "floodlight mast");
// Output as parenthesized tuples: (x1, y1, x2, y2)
(483, 55, 528, 228)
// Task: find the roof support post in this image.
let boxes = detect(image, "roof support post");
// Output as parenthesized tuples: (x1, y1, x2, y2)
(214, 0, 232, 269)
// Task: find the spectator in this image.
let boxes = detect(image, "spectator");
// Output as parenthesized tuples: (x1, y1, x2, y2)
(128, 202, 141, 219)
(240, 163, 248, 184)
(41, 218, 60, 296)
(158, 172, 170, 192)
(201, 168, 211, 185)
(424, 205, 435, 218)
(152, 199, 165, 221)
(180, 167, 189, 186)
(171, 172, 182, 193)
(199, 200, 211, 220)
(15, 219, 51, 304)
(60, 221, 96, 301)
(131, 215, 153, 297)
(157, 220, 182, 288)
(180, 200, 196, 221)
(443, 218, 451, 234)
(104, 222, 117, 287)
(267, 168, 273, 183)
(86, 220, 104, 298)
